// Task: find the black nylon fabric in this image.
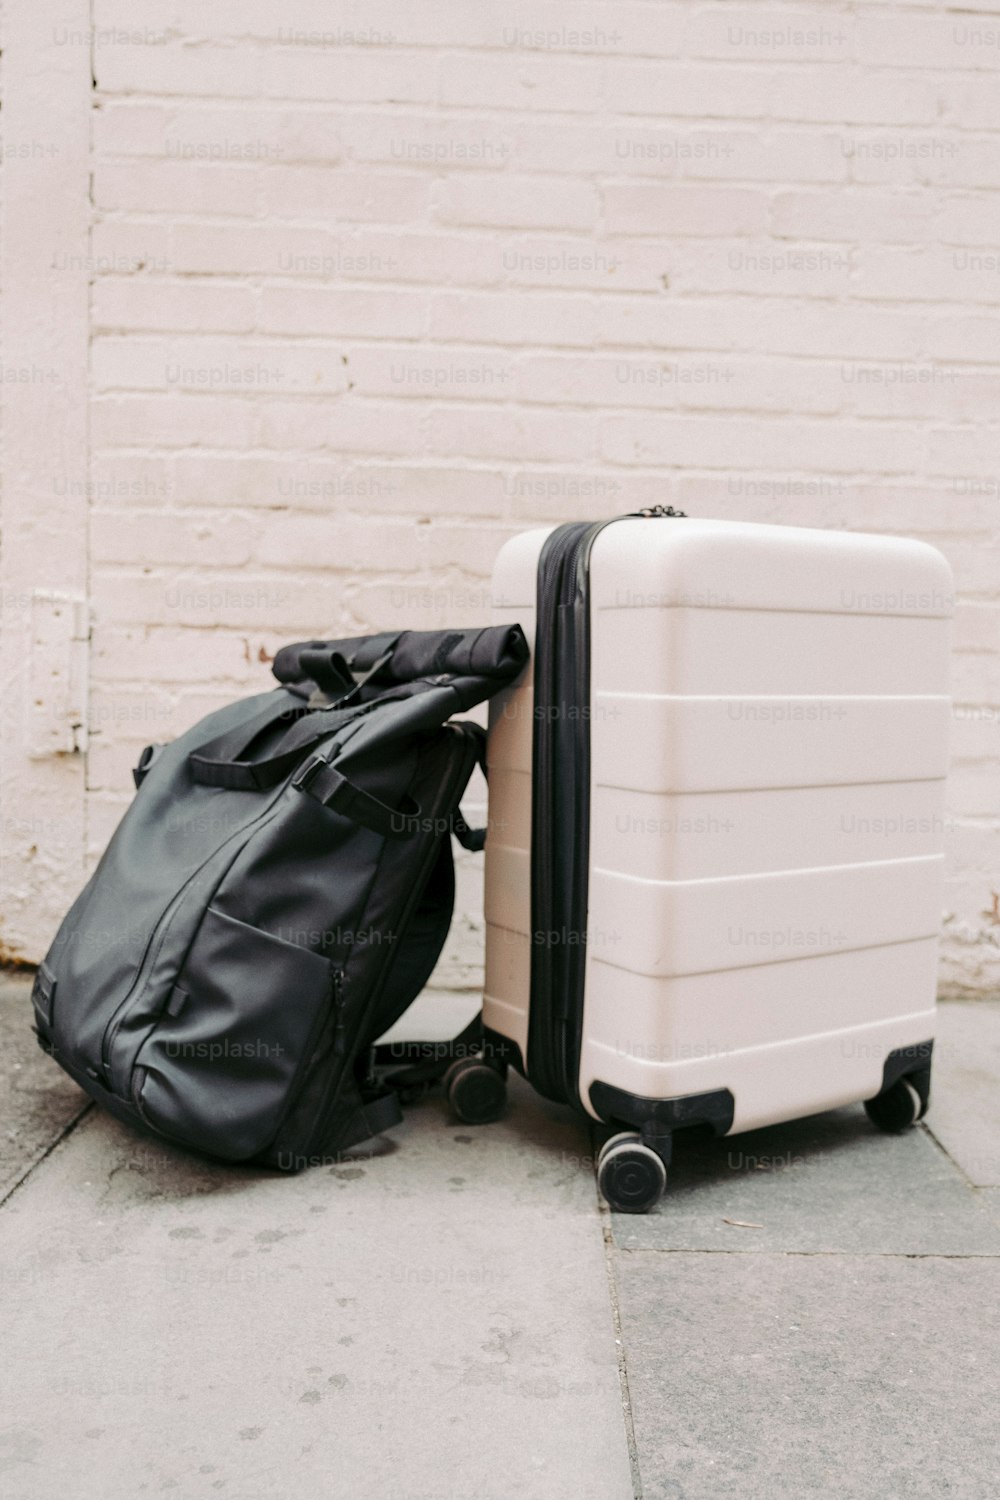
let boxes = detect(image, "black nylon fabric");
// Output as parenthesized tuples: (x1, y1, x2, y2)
(273, 623, 528, 693)
(34, 623, 527, 1170)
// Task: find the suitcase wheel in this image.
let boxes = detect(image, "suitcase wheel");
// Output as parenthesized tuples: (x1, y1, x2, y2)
(863, 1075, 925, 1133)
(597, 1133, 667, 1214)
(444, 1056, 507, 1126)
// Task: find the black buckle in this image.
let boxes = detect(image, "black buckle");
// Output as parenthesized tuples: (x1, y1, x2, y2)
(291, 754, 326, 793)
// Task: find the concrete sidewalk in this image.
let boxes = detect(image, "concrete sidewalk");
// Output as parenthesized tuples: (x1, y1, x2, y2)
(2, 974, 998, 1500)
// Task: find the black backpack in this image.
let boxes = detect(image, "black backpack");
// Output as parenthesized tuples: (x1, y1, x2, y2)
(32, 624, 527, 1169)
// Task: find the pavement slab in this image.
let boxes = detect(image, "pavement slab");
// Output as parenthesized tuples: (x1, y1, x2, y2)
(609, 1106, 1000, 1257)
(615, 1250, 1000, 1500)
(0, 1064, 631, 1500)
(0, 973, 88, 1199)
(924, 999, 1000, 1188)
(3, 980, 1000, 1500)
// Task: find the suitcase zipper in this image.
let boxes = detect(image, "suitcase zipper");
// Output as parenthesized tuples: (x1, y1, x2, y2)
(528, 507, 688, 1107)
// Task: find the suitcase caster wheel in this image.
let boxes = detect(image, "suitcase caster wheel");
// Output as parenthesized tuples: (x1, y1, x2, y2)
(444, 1057, 506, 1125)
(598, 1136, 667, 1214)
(864, 1077, 923, 1133)
(597, 1131, 640, 1169)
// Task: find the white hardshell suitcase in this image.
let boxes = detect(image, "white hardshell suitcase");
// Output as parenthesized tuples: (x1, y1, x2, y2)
(481, 509, 953, 1211)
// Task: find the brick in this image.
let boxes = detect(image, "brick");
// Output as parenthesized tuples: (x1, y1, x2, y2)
(90, 568, 358, 631)
(97, 1, 681, 55)
(604, 184, 769, 237)
(83, 454, 174, 505)
(517, 353, 843, 414)
(340, 114, 517, 172)
(338, 577, 499, 633)
(941, 195, 1000, 248)
(260, 49, 438, 105)
(604, 60, 937, 127)
(844, 134, 1000, 192)
(857, 14, 1000, 70)
(254, 515, 519, 575)
(950, 708, 1000, 763)
(429, 290, 598, 347)
(854, 245, 1000, 305)
(601, 413, 917, 474)
(346, 345, 518, 401)
(940, 74, 1000, 131)
(945, 767, 1000, 818)
(170, 455, 437, 509)
(93, 102, 347, 165)
(255, 397, 426, 455)
(258, 167, 430, 224)
(515, 123, 848, 183)
(927, 313, 1000, 363)
(94, 40, 263, 98)
(688, 9, 853, 63)
(840, 362, 1000, 423)
(260, 284, 427, 339)
(428, 404, 599, 463)
(952, 604, 1000, 653)
(91, 394, 257, 449)
(439, 52, 603, 113)
(126, 221, 498, 286)
(604, 60, 772, 119)
(666, 239, 856, 298)
(772, 189, 938, 243)
(92, 337, 350, 396)
(433, 175, 598, 231)
(93, 160, 257, 216)
(769, 69, 940, 127)
(91, 509, 255, 566)
(952, 654, 1000, 705)
(90, 625, 259, 683)
(92, 278, 256, 334)
(499, 236, 666, 291)
(494, 4, 685, 59)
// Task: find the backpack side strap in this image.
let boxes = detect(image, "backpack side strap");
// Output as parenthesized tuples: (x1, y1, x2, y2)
(337, 1089, 404, 1152)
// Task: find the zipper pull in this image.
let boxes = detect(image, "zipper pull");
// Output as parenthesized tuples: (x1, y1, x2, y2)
(633, 504, 686, 518)
(331, 967, 347, 1056)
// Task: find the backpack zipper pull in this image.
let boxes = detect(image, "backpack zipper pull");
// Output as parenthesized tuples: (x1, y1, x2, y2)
(632, 504, 687, 518)
(331, 967, 347, 1056)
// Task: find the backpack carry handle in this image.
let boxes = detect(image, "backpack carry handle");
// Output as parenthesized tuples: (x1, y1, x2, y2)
(291, 756, 422, 839)
(297, 637, 401, 705)
(187, 697, 349, 792)
(186, 695, 425, 839)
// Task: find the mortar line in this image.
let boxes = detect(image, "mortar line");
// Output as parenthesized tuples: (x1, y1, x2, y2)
(595, 1140, 644, 1499)
(0, 1103, 93, 1211)
(921, 1116, 991, 1192)
(615, 1245, 1000, 1259)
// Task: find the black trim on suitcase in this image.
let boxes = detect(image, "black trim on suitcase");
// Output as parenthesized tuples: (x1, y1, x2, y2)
(526, 509, 688, 1110)
(589, 1080, 736, 1150)
(527, 520, 598, 1104)
(878, 1039, 934, 1090)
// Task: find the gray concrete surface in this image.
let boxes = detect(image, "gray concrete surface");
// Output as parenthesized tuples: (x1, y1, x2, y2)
(2, 975, 999, 1499)
(0, 973, 89, 1198)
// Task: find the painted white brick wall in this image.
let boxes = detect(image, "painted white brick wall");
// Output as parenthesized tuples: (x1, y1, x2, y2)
(2, 2, 998, 995)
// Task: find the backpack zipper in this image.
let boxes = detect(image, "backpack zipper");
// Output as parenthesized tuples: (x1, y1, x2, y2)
(330, 967, 347, 1057)
(100, 714, 374, 1094)
(99, 806, 284, 1091)
(303, 725, 481, 1158)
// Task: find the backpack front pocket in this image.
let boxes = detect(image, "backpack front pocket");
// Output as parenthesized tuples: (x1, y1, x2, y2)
(133, 907, 338, 1160)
